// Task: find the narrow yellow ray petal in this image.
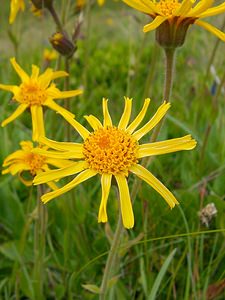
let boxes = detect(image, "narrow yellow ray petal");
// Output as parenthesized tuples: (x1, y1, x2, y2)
(33, 148, 84, 159)
(115, 175, 134, 229)
(39, 136, 83, 152)
(130, 164, 179, 208)
(46, 181, 58, 191)
(45, 99, 75, 118)
(0, 84, 16, 93)
(3, 150, 26, 166)
(143, 16, 168, 33)
(1, 104, 28, 127)
(141, 0, 160, 13)
(34, 161, 87, 184)
(8, 163, 30, 175)
(18, 174, 33, 187)
(188, 0, 214, 17)
(133, 102, 171, 141)
(84, 115, 103, 131)
(103, 98, 112, 127)
(98, 174, 112, 223)
(137, 135, 197, 158)
(51, 89, 83, 99)
(122, 0, 157, 14)
(10, 58, 29, 82)
(67, 118, 90, 140)
(198, 3, 225, 18)
(118, 97, 132, 130)
(31, 65, 40, 79)
(45, 158, 75, 169)
(50, 70, 68, 80)
(175, 0, 194, 16)
(38, 68, 53, 89)
(30, 105, 45, 142)
(126, 98, 150, 134)
(41, 169, 97, 203)
(195, 20, 225, 42)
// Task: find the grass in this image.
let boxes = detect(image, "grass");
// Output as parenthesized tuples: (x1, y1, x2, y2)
(0, 1, 225, 299)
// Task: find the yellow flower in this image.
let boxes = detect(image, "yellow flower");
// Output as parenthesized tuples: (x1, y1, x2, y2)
(123, 0, 225, 42)
(98, 0, 105, 6)
(0, 58, 82, 141)
(9, 0, 25, 24)
(2, 141, 72, 189)
(33, 98, 196, 229)
(43, 49, 58, 61)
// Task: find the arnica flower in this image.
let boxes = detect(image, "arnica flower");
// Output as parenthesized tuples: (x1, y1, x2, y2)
(33, 98, 197, 229)
(9, 0, 25, 24)
(123, 1, 225, 47)
(2, 141, 72, 189)
(0, 58, 82, 141)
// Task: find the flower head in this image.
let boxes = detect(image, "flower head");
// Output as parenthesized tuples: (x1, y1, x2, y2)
(33, 98, 196, 229)
(9, 0, 25, 24)
(2, 141, 72, 189)
(0, 58, 82, 141)
(43, 49, 58, 62)
(123, 0, 225, 45)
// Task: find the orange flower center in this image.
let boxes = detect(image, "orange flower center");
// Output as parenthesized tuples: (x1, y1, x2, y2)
(25, 153, 46, 176)
(83, 127, 139, 175)
(19, 82, 47, 105)
(157, 0, 181, 16)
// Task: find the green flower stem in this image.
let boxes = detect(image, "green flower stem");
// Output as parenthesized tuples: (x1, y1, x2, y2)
(99, 211, 123, 300)
(33, 185, 47, 300)
(99, 46, 176, 299)
(48, 4, 64, 33)
(64, 57, 71, 140)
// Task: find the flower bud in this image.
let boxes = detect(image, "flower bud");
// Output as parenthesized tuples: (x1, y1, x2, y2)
(31, 0, 53, 10)
(50, 32, 75, 57)
(156, 17, 195, 49)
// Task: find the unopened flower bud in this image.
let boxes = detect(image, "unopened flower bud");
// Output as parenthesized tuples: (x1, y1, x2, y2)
(156, 18, 195, 49)
(50, 32, 75, 57)
(31, 0, 53, 10)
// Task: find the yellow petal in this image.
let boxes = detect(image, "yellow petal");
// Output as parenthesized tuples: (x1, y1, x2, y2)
(118, 97, 132, 130)
(123, 0, 157, 14)
(1, 104, 28, 127)
(0, 84, 16, 93)
(33, 148, 84, 159)
(31, 65, 40, 79)
(51, 70, 68, 80)
(49, 89, 83, 100)
(34, 161, 87, 184)
(195, 20, 225, 42)
(45, 158, 75, 168)
(133, 102, 171, 141)
(3, 150, 26, 166)
(175, 0, 194, 16)
(98, 174, 112, 223)
(198, 3, 225, 18)
(46, 181, 58, 190)
(137, 135, 197, 158)
(126, 98, 150, 134)
(188, 0, 214, 17)
(102, 98, 112, 127)
(41, 169, 97, 203)
(8, 162, 30, 175)
(39, 136, 83, 152)
(130, 164, 179, 208)
(115, 175, 134, 229)
(143, 16, 168, 33)
(30, 105, 45, 142)
(10, 57, 29, 82)
(45, 99, 75, 119)
(38, 68, 54, 89)
(84, 115, 103, 131)
(67, 117, 90, 140)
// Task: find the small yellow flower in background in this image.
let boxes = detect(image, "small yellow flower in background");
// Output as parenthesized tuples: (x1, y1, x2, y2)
(9, 0, 25, 24)
(123, 0, 225, 42)
(33, 98, 197, 229)
(43, 49, 58, 62)
(0, 58, 82, 141)
(30, 3, 42, 17)
(2, 141, 72, 189)
(98, 0, 105, 6)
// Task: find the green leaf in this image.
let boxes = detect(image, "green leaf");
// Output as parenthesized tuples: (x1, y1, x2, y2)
(148, 248, 177, 300)
(82, 284, 100, 294)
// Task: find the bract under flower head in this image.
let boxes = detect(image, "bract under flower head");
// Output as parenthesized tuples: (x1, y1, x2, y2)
(0, 58, 82, 141)
(2, 141, 72, 189)
(123, 0, 225, 47)
(33, 97, 197, 229)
